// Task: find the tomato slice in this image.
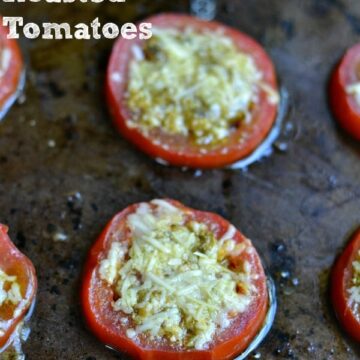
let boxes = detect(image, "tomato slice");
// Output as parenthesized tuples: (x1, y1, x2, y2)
(106, 14, 278, 169)
(329, 43, 360, 140)
(81, 199, 270, 359)
(0, 224, 37, 352)
(0, 17, 23, 118)
(331, 228, 360, 342)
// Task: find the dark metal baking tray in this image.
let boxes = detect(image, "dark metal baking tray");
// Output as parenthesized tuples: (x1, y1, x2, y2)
(0, 0, 360, 359)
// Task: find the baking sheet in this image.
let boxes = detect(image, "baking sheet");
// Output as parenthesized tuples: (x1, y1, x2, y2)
(0, 0, 360, 359)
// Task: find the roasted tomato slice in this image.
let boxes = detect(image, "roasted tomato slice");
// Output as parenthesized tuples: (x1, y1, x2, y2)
(0, 18, 23, 118)
(0, 224, 37, 352)
(331, 228, 360, 342)
(329, 43, 360, 140)
(106, 14, 279, 169)
(81, 199, 270, 359)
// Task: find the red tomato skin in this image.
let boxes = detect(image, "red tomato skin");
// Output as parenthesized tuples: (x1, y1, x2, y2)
(331, 228, 360, 342)
(81, 199, 269, 360)
(0, 224, 37, 351)
(106, 13, 278, 169)
(0, 18, 23, 116)
(329, 43, 360, 140)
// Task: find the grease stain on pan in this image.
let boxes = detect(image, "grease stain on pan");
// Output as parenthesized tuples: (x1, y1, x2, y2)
(190, 0, 217, 21)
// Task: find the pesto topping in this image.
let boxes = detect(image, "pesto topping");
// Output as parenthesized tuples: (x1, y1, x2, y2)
(126, 28, 278, 146)
(99, 199, 255, 350)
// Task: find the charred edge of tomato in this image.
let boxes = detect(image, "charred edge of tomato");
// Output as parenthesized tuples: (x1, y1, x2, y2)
(235, 276, 277, 360)
(0, 69, 26, 122)
(0, 297, 36, 354)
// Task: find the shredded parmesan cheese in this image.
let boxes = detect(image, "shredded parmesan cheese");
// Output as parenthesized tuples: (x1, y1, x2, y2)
(126, 27, 278, 146)
(99, 200, 255, 350)
(0, 269, 22, 308)
(346, 83, 360, 106)
(349, 251, 360, 306)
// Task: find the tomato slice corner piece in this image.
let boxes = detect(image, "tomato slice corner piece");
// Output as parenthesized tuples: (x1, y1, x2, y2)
(331, 227, 360, 342)
(0, 16, 24, 120)
(0, 224, 37, 352)
(106, 13, 278, 169)
(329, 43, 360, 140)
(81, 199, 272, 360)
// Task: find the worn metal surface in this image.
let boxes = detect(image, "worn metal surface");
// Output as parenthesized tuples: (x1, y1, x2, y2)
(0, 0, 360, 359)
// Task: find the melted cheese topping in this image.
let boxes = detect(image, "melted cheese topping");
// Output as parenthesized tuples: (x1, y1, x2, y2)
(346, 83, 360, 106)
(349, 251, 360, 306)
(0, 269, 22, 308)
(99, 200, 254, 350)
(126, 28, 278, 147)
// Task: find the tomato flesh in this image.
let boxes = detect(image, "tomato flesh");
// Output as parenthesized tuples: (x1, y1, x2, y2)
(81, 199, 269, 359)
(0, 18, 23, 118)
(106, 14, 278, 169)
(331, 228, 360, 342)
(329, 43, 360, 140)
(0, 224, 37, 351)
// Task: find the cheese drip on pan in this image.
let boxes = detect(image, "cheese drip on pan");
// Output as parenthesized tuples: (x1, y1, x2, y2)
(99, 199, 255, 350)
